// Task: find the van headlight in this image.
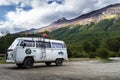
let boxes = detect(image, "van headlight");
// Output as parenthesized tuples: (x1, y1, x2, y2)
(7, 51, 13, 60)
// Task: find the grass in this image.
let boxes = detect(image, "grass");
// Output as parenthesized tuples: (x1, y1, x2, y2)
(0, 56, 6, 64)
(68, 58, 97, 62)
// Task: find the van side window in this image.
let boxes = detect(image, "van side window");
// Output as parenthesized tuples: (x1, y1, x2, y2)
(52, 43, 64, 48)
(36, 41, 51, 48)
(20, 40, 35, 47)
(45, 42, 51, 48)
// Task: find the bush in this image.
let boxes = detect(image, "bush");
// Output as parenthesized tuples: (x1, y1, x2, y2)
(91, 39, 100, 49)
(82, 41, 91, 53)
(67, 48, 74, 58)
(74, 53, 83, 58)
(0, 56, 6, 64)
(117, 49, 120, 57)
(89, 52, 96, 58)
(91, 45, 97, 52)
(109, 52, 116, 57)
(74, 52, 88, 58)
(97, 48, 109, 59)
(106, 38, 120, 52)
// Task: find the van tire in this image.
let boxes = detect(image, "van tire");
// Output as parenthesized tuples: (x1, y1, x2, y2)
(45, 62, 51, 66)
(23, 58, 34, 68)
(55, 59, 63, 66)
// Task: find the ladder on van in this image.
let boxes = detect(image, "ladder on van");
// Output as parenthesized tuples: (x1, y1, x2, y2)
(27, 34, 48, 59)
(39, 37, 46, 59)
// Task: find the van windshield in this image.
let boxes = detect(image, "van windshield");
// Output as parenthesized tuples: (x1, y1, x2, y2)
(8, 39, 20, 49)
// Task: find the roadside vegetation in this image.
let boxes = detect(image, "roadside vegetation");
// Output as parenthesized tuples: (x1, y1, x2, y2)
(51, 18, 120, 59)
(0, 54, 6, 63)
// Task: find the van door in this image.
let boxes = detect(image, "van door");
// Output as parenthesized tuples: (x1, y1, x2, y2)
(36, 41, 52, 61)
(36, 41, 45, 59)
(44, 42, 52, 60)
(16, 40, 37, 62)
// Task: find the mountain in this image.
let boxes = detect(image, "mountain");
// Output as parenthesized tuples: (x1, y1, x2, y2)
(53, 17, 68, 24)
(20, 3, 120, 34)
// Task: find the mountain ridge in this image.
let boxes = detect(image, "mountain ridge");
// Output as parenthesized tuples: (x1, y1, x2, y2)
(20, 3, 120, 34)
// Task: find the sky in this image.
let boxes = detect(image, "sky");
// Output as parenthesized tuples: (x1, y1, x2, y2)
(0, 0, 120, 34)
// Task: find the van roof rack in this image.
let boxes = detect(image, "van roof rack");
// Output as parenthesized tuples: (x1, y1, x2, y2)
(26, 34, 49, 39)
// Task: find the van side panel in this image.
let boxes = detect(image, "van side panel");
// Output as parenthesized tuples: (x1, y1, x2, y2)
(15, 47, 26, 63)
(51, 48, 67, 60)
(15, 47, 37, 64)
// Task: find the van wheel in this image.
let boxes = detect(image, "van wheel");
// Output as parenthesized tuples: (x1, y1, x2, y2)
(16, 64, 23, 68)
(23, 58, 34, 68)
(45, 62, 51, 66)
(55, 59, 63, 66)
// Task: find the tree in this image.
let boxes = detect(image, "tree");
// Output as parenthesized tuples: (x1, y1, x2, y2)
(90, 39, 100, 52)
(106, 38, 120, 52)
(91, 39, 100, 49)
(82, 41, 91, 53)
(0, 34, 18, 54)
(97, 48, 109, 59)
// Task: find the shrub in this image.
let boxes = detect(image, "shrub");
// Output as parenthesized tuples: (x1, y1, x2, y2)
(97, 48, 109, 59)
(106, 38, 120, 52)
(91, 39, 100, 49)
(89, 52, 96, 58)
(76, 52, 88, 58)
(109, 52, 116, 57)
(117, 49, 120, 57)
(74, 53, 83, 58)
(91, 45, 97, 52)
(82, 41, 91, 53)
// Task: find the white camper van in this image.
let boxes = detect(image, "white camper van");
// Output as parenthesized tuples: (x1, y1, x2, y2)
(6, 36, 68, 68)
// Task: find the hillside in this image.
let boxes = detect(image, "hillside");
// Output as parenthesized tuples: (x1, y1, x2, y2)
(20, 3, 120, 34)
(51, 18, 120, 43)
(49, 17, 120, 57)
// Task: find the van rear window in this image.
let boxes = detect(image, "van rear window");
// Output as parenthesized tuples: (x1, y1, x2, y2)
(51, 43, 65, 48)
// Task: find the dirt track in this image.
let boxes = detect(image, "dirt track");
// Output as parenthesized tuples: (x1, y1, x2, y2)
(0, 58, 120, 80)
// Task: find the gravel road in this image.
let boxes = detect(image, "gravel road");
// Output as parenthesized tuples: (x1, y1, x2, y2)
(0, 58, 120, 80)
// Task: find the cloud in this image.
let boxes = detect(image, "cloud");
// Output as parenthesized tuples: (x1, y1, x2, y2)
(0, 0, 10, 5)
(0, 0, 120, 33)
